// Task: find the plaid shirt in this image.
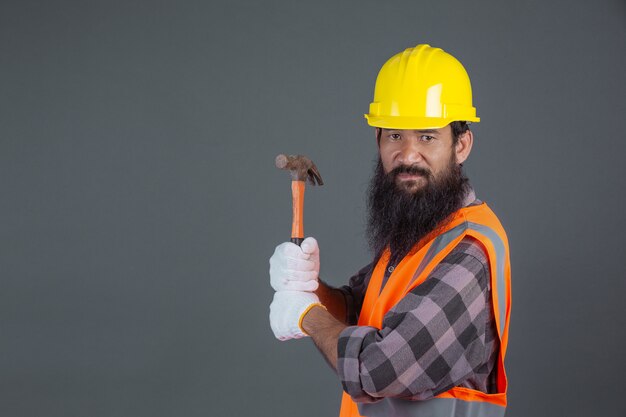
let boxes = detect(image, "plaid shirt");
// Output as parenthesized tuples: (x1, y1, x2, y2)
(336, 210, 499, 402)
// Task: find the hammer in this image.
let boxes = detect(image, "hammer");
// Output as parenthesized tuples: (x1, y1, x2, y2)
(275, 154, 324, 246)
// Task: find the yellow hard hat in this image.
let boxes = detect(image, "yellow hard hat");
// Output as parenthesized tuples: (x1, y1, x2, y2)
(365, 44, 480, 129)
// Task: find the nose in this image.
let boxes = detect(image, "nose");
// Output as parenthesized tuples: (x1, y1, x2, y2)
(397, 138, 423, 165)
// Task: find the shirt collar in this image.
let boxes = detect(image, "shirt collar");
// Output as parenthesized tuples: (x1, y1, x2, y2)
(462, 186, 477, 207)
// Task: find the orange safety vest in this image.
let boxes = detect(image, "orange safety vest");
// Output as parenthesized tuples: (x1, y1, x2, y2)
(339, 203, 511, 417)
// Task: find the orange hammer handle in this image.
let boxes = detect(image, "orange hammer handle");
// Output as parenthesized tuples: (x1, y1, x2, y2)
(291, 180, 305, 246)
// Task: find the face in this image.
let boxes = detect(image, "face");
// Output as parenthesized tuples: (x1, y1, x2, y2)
(377, 125, 473, 193)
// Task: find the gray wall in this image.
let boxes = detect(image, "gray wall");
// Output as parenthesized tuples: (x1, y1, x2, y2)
(2, 0, 625, 416)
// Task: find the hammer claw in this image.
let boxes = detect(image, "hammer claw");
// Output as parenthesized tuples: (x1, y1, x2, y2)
(307, 166, 324, 186)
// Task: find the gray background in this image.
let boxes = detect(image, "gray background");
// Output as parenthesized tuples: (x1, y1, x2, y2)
(1, 0, 625, 416)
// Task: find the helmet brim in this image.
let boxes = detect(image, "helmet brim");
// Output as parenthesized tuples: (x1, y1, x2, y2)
(364, 114, 480, 130)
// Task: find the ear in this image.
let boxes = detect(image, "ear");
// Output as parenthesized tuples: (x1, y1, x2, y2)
(375, 128, 381, 146)
(455, 129, 473, 165)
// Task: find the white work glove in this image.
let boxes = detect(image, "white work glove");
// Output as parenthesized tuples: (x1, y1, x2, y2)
(269, 237, 320, 292)
(269, 290, 323, 340)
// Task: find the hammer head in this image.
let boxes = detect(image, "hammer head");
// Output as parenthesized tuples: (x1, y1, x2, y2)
(275, 154, 324, 186)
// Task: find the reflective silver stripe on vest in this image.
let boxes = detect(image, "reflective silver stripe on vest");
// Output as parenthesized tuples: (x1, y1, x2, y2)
(358, 397, 505, 417)
(409, 223, 468, 286)
(466, 222, 508, 336)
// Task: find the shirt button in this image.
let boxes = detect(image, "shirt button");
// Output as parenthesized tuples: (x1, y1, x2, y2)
(388, 266, 395, 273)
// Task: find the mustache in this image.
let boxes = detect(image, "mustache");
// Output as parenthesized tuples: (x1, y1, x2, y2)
(389, 164, 432, 179)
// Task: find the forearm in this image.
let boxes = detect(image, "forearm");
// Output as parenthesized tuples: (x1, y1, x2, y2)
(301, 305, 346, 371)
(315, 279, 348, 324)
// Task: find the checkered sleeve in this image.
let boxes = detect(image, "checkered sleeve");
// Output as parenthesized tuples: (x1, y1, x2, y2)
(337, 237, 492, 402)
(337, 263, 373, 325)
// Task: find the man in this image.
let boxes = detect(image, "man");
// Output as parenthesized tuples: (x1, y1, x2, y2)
(269, 44, 511, 417)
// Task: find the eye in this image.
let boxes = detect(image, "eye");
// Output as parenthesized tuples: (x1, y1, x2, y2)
(388, 133, 402, 141)
(420, 135, 435, 142)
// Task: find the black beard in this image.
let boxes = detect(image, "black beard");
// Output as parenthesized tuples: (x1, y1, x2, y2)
(366, 157, 470, 265)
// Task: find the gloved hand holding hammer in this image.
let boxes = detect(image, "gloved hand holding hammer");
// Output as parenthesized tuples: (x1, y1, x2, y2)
(270, 237, 320, 292)
(269, 155, 325, 341)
